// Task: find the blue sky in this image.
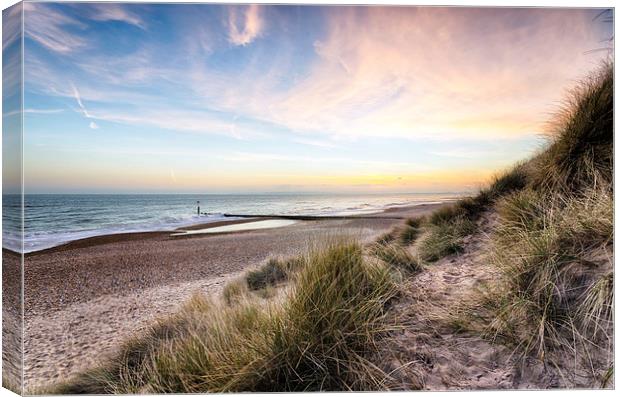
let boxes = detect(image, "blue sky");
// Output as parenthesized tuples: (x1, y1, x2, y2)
(7, 3, 613, 193)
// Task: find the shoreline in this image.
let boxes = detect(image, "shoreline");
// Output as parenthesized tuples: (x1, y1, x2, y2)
(11, 201, 454, 257)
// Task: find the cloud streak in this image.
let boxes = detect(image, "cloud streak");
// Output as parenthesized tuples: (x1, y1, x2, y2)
(85, 4, 146, 29)
(24, 2, 87, 53)
(24, 2, 146, 55)
(4, 108, 65, 118)
(2, 2, 22, 51)
(227, 4, 263, 46)
(70, 82, 99, 129)
(71, 83, 92, 118)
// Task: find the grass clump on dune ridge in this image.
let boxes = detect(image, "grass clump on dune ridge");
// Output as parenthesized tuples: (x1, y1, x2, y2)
(429, 164, 529, 227)
(399, 225, 420, 245)
(417, 215, 476, 262)
(413, 163, 529, 263)
(405, 218, 423, 228)
(371, 217, 422, 274)
(53, 241, 399, 393)
(375, 187, 496, 265)
(398, 217, 423, 245)
(531, 65, 612, 192)
(485, 64, 613, 384)
(369, 242, 420, 274)
(375, 230, 397, 246)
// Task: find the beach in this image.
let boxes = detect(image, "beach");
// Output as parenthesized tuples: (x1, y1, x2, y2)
(17, 203, 448, 391)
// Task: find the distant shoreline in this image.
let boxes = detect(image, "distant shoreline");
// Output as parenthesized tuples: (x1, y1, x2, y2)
(6, 201, 456, 257)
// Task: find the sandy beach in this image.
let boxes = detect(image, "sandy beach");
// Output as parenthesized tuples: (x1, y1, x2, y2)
(17, 203, 448, 390)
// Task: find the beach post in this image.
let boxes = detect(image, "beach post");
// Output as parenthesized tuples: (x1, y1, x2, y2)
(197, 200, 200, 216)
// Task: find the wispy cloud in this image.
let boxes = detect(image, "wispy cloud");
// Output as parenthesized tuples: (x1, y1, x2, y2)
(24, 3, 145, 55)
(83, 108, 270, 140)
(73, 49, 176, 86)
(70, 82, 99, 129)
(26, 55, 268, 138)
(71, 82, 92, 118)
(24, 108, 65, 114)
(24, 2, 86, 53)
(4, 108, 65, 118)
(227, 4, 263, 46)
(2, 44, 21, 95)
(2, 2, 22, 51)
(85, 4, 146, 29)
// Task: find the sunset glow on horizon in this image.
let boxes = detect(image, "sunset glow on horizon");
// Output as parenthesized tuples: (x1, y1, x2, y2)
(7, 3, 612, 193)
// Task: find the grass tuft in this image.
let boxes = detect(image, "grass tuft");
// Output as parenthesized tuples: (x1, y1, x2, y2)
(370, 243, 420, 274)
(532, 65, 612, 192)
(429, 165, 528, 228)
(264, 241, 398, 391)
(222, 278, 249, 305)
(399, 226, 419, 245)
(375, 230, 397, 246)
(486, 165, 529, 199)
(418, 216, 476, 262)
(576, 272, 613, 341)
(405, 217, 422, 228)
(246, 257, 304, 291)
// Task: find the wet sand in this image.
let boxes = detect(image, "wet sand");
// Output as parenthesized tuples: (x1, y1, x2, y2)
(19, 203, 448, 391)
(170, 219, 298, 236)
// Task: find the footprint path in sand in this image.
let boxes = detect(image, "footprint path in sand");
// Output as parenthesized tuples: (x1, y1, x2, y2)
(380, 213, 559, 390)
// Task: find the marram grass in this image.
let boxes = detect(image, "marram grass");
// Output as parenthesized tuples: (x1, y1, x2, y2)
(482, 64, 614, 384)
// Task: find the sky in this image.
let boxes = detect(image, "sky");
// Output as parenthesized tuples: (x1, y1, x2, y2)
(4, 3, 613, 193)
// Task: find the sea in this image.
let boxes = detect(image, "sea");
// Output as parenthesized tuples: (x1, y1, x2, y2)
(2, 193, 460, 253)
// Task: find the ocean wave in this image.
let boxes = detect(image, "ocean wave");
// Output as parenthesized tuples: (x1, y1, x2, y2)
(5, 213, 231, 253)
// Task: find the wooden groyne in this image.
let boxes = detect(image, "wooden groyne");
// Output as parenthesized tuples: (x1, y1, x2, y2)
(222, 213, 405, 220)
